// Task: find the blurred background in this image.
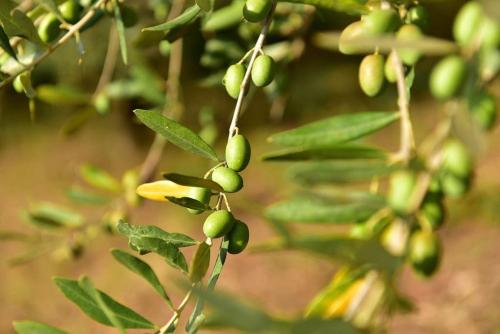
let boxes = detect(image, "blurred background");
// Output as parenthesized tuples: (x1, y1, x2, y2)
(1, 0, 500, 333)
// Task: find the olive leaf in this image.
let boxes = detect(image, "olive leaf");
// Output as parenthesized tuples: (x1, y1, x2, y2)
(80, 164, 122, 193)
(142, 5, 201, 32)
(65, 186, 110, 205)
(36, 84, 91, 105)
(196, 0, 212, 12)
(0, 25, 17, 60)
(189, 242, 211, 283)
(166, 196, 211, 211)
(262, 144, 386, 161)
(267, 112, 400, 147)
(113, 1, 128, 65)
(0, 3, 44, 46)
(163, 173, 223, 191)
(202, 1, 244, 32)
(53, 277, 156, 329)
(278, 0, 368, 14)
(111, 249, 173, 307)
(34, 0, 63, 21)
(23, 202, 84, 229)
(13, 320, 69, 334)
(128, 236, 189, 273)
(117, 221, 197, 248)
(134, 109, 218, 161)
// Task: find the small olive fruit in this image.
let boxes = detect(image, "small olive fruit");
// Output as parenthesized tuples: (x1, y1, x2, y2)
(408, 230, 441, 277)
(362, 9, 400, 36)
(380, 219, 409, 256)
(440, 173, 470, 198)
(388, 170, 416, 214)
(226, 134, 251, 172)
(469, 90, 497, 130)
(251, 55, 275, 87)
(339, 21, 367, 55)
(223, 64, 245, 99)
(13, 76, 24, 93)
(211, 167, 243, 193)
(429, 55, 467, 100)
(59, 0, 83, 24)
(120, 4, 139, 28)
(227, 221, 249, 254)
(478, 18, 500, 49)
(358, 54, 385, 97)
(384, 51, 398, 83)
(203, 210, 235, 238)
(407, 5, 429, 31)
(38, 13, 61, 43)
(441, 139, 472, 178)
(421, 199, 445, 230)
(186, 187, 212, 214)
(243, 0, 271, 23)
(396, 24, 423, 65)
(453, 1, 483, 46)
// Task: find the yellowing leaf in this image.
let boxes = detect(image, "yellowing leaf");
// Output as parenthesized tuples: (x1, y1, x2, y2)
(136, 180, 191, 201)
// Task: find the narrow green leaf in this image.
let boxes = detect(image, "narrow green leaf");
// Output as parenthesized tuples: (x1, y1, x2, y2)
(0, 5, 44, 46)
(23, 202, 84, 229)
(202, 1, 244, 32)
(288, 161, 398, 185)
(142, 5, 201, 32)
(268, 112, 400, 147)
(262, 144, 386, 161)
(278, 0, 367, 14)
(111, 249, 173, 307)
(163, 173, 223, 191)
(66, 186, 110, 205)
(134, 109, 218, 161)
(53, 277, 156, 329)
(129, 236, 189, 273)
(265, 192, 384, 223)
(117, 221, 197, 248)
(13, 320, 68, 334)
(0, 25, 17, 60)
(80, 164, 122, 193)
(19, 71, 36, 98)
(166, 196, 211, 211)
(36, 84, 90, 105)
(189, 242, 211, 283)
(113, 2, 128, 65)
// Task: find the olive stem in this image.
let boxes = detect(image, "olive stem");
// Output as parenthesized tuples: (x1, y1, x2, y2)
(159, 288, 194, 334)
(227, 1, 277, 140)
(93, 25, 120, 97)
(0, 0, 108, 90)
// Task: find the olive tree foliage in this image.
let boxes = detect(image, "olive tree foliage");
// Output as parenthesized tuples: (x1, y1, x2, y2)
(1, 0, 499, 332)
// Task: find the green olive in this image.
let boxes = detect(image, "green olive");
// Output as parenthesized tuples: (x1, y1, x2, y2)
(186, 187, 212, 214)
(429, 55, 467, 100)
(388, 170, 416, 214)
(251, 54, 275, 87)
(159, 40, 171, 57)
(358, 54, 385, 97)
(203, 210, 235, 238)
(408, 230, 441, 277)
(59, 0, 82, 24)
(478, 18, 500, 49)
(223, 64, 245, 99)
(440, 173, 470, 198)
(120, 4, 139, 28)
(407, 4, 429, 31)
(421, 199, 445, 230)
(13, 76, 24, 93)
(441, 139, 472, 178)
(211, 167, 243, 193)
(453, 1, 483, 46)
(362, 9, 400, 36)
(380, 219, 409, 256)
(384, 51, 398, 83)
(227, 221, 249, 254)
(339, 21, 367, 55)
(226, 134, 251, 172)
(396, 24, 423, 65)
(243, 0, 271, 23)
(38, 13, 61, 43)
(469, 90, 497, 130)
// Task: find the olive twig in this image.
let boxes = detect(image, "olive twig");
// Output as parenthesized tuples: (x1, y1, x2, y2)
(158, 288, 194, 334)
(93, 25, 120, 97)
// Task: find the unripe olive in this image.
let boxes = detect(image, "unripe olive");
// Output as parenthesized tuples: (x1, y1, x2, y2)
(441, 139, 472, 177)
(186, 187, 211, 214)
(384, 51, 398, 83)
(251, 54, 275, 87)
(421, 199, 445, 230)
(226, 134, 251, 172)
(478, 18, 500, 49)
(211, 167, 243, 193)
(38, 13, 61, 43)
(408, 230, 441, 277)
(440, 173, 470, 198)
(388, 170, 416, 214)
(159, 40, 171, 57)
(223, 64, 245, 99)
(469, 90, 497, 130)
(358, 54, 385, 97)
(453, 1, 483, 46)
(396, 24, 423, 65)
(227, 221, 249, 254)
(429, 56, 467, 100)
(339, 21, 367, 55)
(120, 4, 139, 28)
(243, 0, 271, 23)
(59, 0, 82, 24)
(407, 5, 429, 31)
(362, 9, 400, 36)
(203, 210, 235, 238)
(380, 219, 409, 256)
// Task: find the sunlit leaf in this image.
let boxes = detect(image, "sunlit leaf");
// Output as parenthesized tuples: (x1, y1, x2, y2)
(13, 320, 68, 334)
(262, 144, 386, 161)
(190, 242, 211, 283)
(142, 5, 201, 32)
(117, 221, 197, 248)
(202, 1, 244, 32)
(80, 164, 121, 193)
(163, 173, 223, 191)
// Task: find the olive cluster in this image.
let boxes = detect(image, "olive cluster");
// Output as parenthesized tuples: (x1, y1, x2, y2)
(189, 135, 252, 254)
(338, 5, 427, 96)
(430, 1, 498, 130)
(385, 138, 473, 277)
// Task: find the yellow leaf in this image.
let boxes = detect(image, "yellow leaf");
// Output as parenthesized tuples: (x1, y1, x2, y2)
(136, 180, 191, 201)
